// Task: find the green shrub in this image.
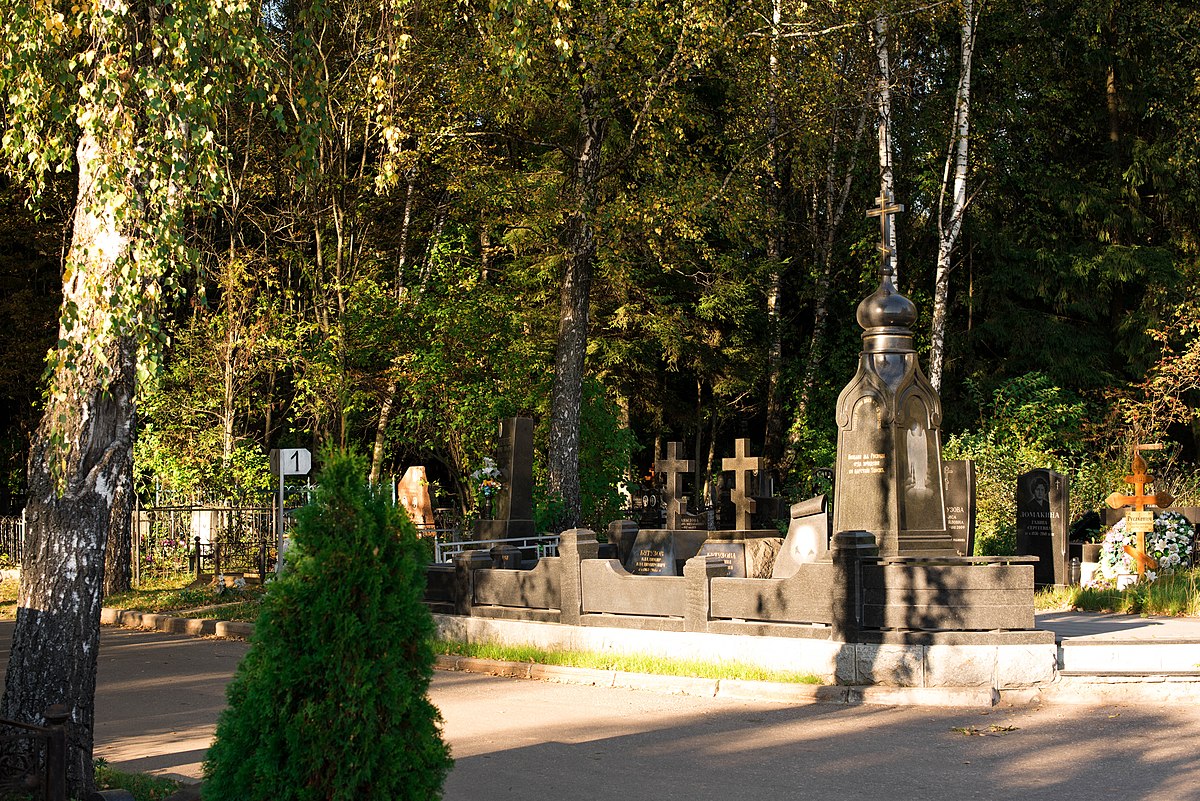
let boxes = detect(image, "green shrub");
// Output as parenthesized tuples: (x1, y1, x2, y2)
(202, 450, 452, 801)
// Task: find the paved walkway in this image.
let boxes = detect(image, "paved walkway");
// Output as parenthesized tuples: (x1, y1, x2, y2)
(7, 620, 1200, 800)
(1036, 610, 1200, 643)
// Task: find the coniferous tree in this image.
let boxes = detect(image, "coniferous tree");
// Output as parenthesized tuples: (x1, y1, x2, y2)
(203, 450, 452, 801)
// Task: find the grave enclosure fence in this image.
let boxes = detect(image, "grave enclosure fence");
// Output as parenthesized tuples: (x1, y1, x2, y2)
(0, 705, 68, 801)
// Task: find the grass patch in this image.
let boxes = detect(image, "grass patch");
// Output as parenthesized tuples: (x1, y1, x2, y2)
(1035, 568, 1200, 616)
(434, 639, 824, 684)
(94, 759, 183, 801)
(105, 575, 266, 620)
(0, 577, 18, 619)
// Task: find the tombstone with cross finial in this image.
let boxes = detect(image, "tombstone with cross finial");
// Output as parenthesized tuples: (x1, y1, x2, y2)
(831, 193, 955, 556)
(1105, 444, 1174, 581)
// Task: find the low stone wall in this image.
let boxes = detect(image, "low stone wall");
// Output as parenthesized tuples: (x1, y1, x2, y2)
(581, 560, 686, 617)
(431, 529, 1044, 651)
(709, 563, 835, 625)
(475, 557, 561, 610)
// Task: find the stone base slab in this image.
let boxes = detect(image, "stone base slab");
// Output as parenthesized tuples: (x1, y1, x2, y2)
(433, 614, 1058, 689)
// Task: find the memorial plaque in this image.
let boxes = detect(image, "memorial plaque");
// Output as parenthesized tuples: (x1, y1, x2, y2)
(942, 459, 977, 557)
(1015, 469, 1069, 586)
(676, 511, 708, 531)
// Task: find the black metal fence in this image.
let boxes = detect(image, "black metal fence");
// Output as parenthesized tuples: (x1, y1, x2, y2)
(0, 705, 68, 801)
(0, 515, 21, 567)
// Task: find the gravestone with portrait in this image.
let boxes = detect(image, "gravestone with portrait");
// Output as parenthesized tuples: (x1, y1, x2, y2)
(475, 417, 536, 540)
(942, 459, 977, 557)
(397, 465, 436, 530)
(1015, 469, 1068, 586)
(831, 194, 955, 556)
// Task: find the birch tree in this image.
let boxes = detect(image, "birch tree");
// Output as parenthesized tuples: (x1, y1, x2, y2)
(0, 0, 267, 792)
(928, 0, 980, 391)
(871, 11, 899, 281)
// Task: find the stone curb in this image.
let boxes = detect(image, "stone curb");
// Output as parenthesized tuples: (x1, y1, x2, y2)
(100, 608, 254, 641)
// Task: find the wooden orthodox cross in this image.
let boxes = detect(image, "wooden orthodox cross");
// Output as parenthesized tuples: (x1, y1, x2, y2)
(866, 191, 905, 277)
(1105, 444, 1174, 577)
(655, 442, 695, 530)
(722, 438, 762, 531)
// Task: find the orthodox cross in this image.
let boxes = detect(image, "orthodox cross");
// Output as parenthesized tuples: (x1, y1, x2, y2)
(655, 442, 694, 530)
(722, 438, 762, 531)
(1105, 444, 1174, 577)
(866, 191, 904, 279)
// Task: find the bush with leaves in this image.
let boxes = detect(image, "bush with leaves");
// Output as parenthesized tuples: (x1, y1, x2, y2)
(944, 373, 1111, 555)
(202, 450, 452, 801)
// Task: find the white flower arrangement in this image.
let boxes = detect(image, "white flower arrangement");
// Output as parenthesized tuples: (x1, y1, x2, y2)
(1090, 510, 1195, 587)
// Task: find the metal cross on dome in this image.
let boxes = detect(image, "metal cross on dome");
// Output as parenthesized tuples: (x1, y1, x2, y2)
(866, 191, 904, 279)
(1105, 443, 1174, 578)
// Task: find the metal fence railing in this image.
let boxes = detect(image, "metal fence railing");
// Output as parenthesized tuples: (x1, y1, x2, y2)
(0, 704, 68, 801)
(433, 531, 560, 563)
(0, 512, 22, 567)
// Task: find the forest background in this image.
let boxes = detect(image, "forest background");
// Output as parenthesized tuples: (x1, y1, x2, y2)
(1, 0, 1198, 556)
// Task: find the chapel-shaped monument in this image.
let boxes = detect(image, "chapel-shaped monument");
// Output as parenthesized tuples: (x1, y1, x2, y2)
(832, 194, 956, 556)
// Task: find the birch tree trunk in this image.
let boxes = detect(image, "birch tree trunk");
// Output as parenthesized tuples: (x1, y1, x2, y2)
(761, 0, 786, 477)
(1, 128, 138, 798)
(370, 175, 417, 485)
(928, 0, 978, 391)
(872, 12, 899, 282)
(547, 84, 606, 529)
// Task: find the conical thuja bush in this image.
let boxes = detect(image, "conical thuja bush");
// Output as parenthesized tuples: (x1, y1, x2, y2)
(203, 450, 452, 801)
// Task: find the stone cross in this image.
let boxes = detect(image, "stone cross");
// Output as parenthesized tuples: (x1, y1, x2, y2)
(722, 438, 762, 531)
(1105, 444, 1174, 577)
(866, 191, 904, 277)
(656, 442, 695, 530)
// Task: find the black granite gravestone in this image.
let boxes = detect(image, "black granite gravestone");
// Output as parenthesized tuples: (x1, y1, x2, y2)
(698, 540, 747, 577)
(476, 417, 536, 540)
(632, 483, 664, 528)
(831, 216, 954, 556)
(624, 529, 709, 576)
(1016, 469, 1068, 586)
(943, 459, 977, 557)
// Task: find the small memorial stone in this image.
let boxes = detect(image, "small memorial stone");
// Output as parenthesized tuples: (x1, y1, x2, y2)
(772, 495, 830, 579)
(942, 459, 977, 557)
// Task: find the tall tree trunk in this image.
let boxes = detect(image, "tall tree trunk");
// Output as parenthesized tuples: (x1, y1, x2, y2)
(761, 0, 786, 477)
(102, 459, 134, 597)
(2, 128, 138, 799)
(370, 176, 417, 485)
(547, 85, 606, 529)
(928, 0, 978, 391)
(872, 12, 899, 282)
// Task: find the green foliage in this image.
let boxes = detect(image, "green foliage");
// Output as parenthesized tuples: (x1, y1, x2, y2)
(434, 639, 823, 684)
(531, 377, 635, 533)
(93, 760, 182, 801)
(944, 373, 1108, 555)
(202, 450, 452, 801)
(1036, 568, 1200, 617)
